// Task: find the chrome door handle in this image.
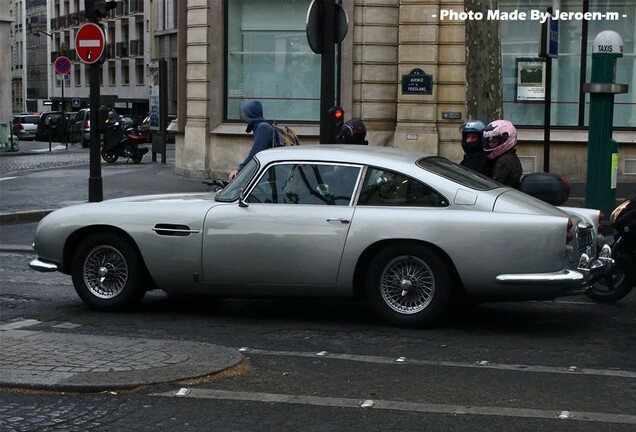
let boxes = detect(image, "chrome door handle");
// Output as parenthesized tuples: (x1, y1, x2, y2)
(326, 218, 350, 224)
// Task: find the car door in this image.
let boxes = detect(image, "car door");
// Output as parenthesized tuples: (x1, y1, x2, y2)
(201, 162, 361, 288)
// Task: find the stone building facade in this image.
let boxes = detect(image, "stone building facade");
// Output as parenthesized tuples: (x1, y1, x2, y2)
(174, 0, 635, 181)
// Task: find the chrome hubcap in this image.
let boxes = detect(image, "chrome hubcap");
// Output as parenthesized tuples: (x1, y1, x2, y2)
(380, 255, 434, 314)
(83, 245, 128, 299)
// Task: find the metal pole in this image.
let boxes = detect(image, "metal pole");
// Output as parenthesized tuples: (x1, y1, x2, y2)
(543, 56, 552, 172)
(88, 62, 103, 202)
(319, 0, 336, 144)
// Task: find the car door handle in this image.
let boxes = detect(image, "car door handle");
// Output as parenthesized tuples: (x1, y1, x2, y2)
(326, 218, 350, 224)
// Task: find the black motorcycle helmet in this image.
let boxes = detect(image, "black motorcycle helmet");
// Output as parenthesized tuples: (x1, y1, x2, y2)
(338, 119, 368, 145)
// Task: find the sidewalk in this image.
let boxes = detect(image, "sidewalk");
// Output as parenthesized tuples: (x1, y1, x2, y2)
(1, 142, 243, 392)
(0, 320, 243, 392)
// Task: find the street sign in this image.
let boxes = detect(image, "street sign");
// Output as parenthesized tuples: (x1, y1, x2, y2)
(72, 98, 81, 108)
(306, 0, 348, 54)
(54, 56, 72, 75)
(75, 22, 106, 64)
(56, 73, 70, 81)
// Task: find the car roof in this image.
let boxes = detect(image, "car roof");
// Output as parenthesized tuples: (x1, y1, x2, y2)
(254, 144, 430, 168)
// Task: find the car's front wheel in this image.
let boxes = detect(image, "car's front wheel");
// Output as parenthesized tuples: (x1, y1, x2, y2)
(365, 244, 451, 327)
(71, 233, 146, 311)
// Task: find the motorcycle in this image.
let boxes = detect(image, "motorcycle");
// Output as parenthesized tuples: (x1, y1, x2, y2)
(586, 195, 636, 302)
(101, 119, 149, 164)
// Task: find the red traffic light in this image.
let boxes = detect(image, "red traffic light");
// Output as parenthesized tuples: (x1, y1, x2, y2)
(329, 106, 345, 127)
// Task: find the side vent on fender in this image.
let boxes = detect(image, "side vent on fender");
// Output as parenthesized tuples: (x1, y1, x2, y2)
(152, 224, 199, 237)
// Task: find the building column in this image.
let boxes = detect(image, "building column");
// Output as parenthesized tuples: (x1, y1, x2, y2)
(176, 0, 211, 178)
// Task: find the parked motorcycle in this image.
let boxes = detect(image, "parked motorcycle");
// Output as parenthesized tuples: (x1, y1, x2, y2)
(586, 195, 636, 302)
(101, 119, 149, 164)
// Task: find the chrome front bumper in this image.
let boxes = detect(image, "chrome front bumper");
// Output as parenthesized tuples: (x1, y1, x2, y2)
(496, 244, 613, 288)
(29, 258, 59, 273)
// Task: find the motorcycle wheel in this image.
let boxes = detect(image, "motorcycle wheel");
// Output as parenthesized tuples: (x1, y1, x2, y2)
(586, 255, 635, 302)
(122, 142, 137, 163)
(101, 147, 118, 163)
(132, 148, 144, 164)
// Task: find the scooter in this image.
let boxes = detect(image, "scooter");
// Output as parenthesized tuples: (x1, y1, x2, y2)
(101, 119, 149, 164)
(586, 195, 636, 302)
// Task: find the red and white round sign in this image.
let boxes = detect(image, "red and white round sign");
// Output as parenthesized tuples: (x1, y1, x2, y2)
(75, 23, 106, 64)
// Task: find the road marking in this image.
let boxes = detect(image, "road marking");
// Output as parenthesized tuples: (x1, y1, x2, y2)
(31, 145, 68, 152)
(152, 388, 636, 425)
(239, 348, 636, 379)
(0, 177, 18, 181)
(0, 319, 41, 330)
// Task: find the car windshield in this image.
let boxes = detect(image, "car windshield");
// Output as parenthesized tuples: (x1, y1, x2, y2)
(215, 159, 259, 202)
(417, 156, 500, 190)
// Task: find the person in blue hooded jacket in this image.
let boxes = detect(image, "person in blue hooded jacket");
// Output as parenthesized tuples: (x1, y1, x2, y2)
(228, 100, 274, 180)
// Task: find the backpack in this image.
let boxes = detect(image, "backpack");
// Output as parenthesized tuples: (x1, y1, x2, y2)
(271, 123, 301, 147)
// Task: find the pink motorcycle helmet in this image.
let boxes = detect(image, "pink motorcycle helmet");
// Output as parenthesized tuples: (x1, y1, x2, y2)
(482, 119, 517, 159)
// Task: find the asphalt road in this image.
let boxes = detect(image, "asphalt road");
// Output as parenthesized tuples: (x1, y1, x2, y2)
(1, 247, 635, 431)
(1, 141, 635, 431)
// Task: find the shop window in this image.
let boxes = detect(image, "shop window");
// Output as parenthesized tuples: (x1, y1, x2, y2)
(226, 0, 321, 122)
(499, 0, 634, 128)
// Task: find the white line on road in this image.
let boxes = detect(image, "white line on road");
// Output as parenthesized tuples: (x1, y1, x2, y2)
(0, 177, 18, 181)
(239, 348, 636, 379)
(152, 388, 636, 425)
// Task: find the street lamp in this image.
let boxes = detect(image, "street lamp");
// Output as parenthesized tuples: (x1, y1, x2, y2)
(32, 30, 53, 38)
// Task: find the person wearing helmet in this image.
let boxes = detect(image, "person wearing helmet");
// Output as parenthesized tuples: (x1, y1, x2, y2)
(338, 118, 368, 145)
(482, 119, 523, 188)
(459, 119, 490, 176)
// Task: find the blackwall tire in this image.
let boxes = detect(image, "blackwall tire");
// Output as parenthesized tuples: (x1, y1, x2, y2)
(71, 233, 146, 312)
(365, 244, 451, 327)
(101, 147, 118, 163)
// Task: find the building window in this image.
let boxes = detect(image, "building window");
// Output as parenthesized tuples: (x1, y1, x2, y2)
(74, 64, 81, 87)
(500, 0, 634, 128)
(225, 0, 321, 122)
(157, 0, 177, 31)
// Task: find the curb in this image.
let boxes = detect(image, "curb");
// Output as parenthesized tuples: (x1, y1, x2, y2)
(0, 209, 53, 225)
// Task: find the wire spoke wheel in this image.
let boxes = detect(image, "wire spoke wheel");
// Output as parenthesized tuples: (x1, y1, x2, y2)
(380, 256, 435, 314)
(366, 244, 451, 327)
(72, 233, 146, 311)
(83, 245, 128, 299)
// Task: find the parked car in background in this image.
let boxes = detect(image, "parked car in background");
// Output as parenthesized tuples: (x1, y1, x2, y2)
(36, 111, 64, 142)
(11, 114, 39, 140)
(122, 115, 144, 130)
(29, 145, 611, 328)
(69, 108, 91, 147)
(139, 114, 176, 144)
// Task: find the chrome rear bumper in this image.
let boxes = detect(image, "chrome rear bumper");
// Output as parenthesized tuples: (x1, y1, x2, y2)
(496, 245, 613, 288)
(29, 258, 59, 273)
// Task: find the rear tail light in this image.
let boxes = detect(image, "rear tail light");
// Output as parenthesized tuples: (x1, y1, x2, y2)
(598, 211, 605, 234)
(84, 117, 89, 129)
(566, 218, 574, 243)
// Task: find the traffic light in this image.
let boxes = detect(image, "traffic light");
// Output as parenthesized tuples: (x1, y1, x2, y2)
(329, 106, 345, 129)
(84, 0, 120, 21)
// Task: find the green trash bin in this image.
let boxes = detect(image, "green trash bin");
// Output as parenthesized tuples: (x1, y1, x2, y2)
(0, 123, 19, 152)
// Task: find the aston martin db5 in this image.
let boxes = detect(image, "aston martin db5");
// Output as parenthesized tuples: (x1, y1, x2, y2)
(30, 145, 611, 327)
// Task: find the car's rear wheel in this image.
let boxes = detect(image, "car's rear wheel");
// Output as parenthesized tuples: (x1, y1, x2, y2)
(365, 244, 451, 327)
(71, 233, 146, 311)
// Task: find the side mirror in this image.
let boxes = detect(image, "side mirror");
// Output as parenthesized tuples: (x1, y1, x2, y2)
(238, 189, 249, 207)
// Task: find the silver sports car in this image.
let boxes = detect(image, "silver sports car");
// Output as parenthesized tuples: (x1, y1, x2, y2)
(30, 145, 611, 327)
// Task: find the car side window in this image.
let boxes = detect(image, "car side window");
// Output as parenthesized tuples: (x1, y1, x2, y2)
(358, 168, 448, 207)
(248, 163, 359, 205)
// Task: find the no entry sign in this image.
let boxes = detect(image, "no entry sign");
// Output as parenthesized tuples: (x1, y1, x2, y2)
(75, 23, 106, 64)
